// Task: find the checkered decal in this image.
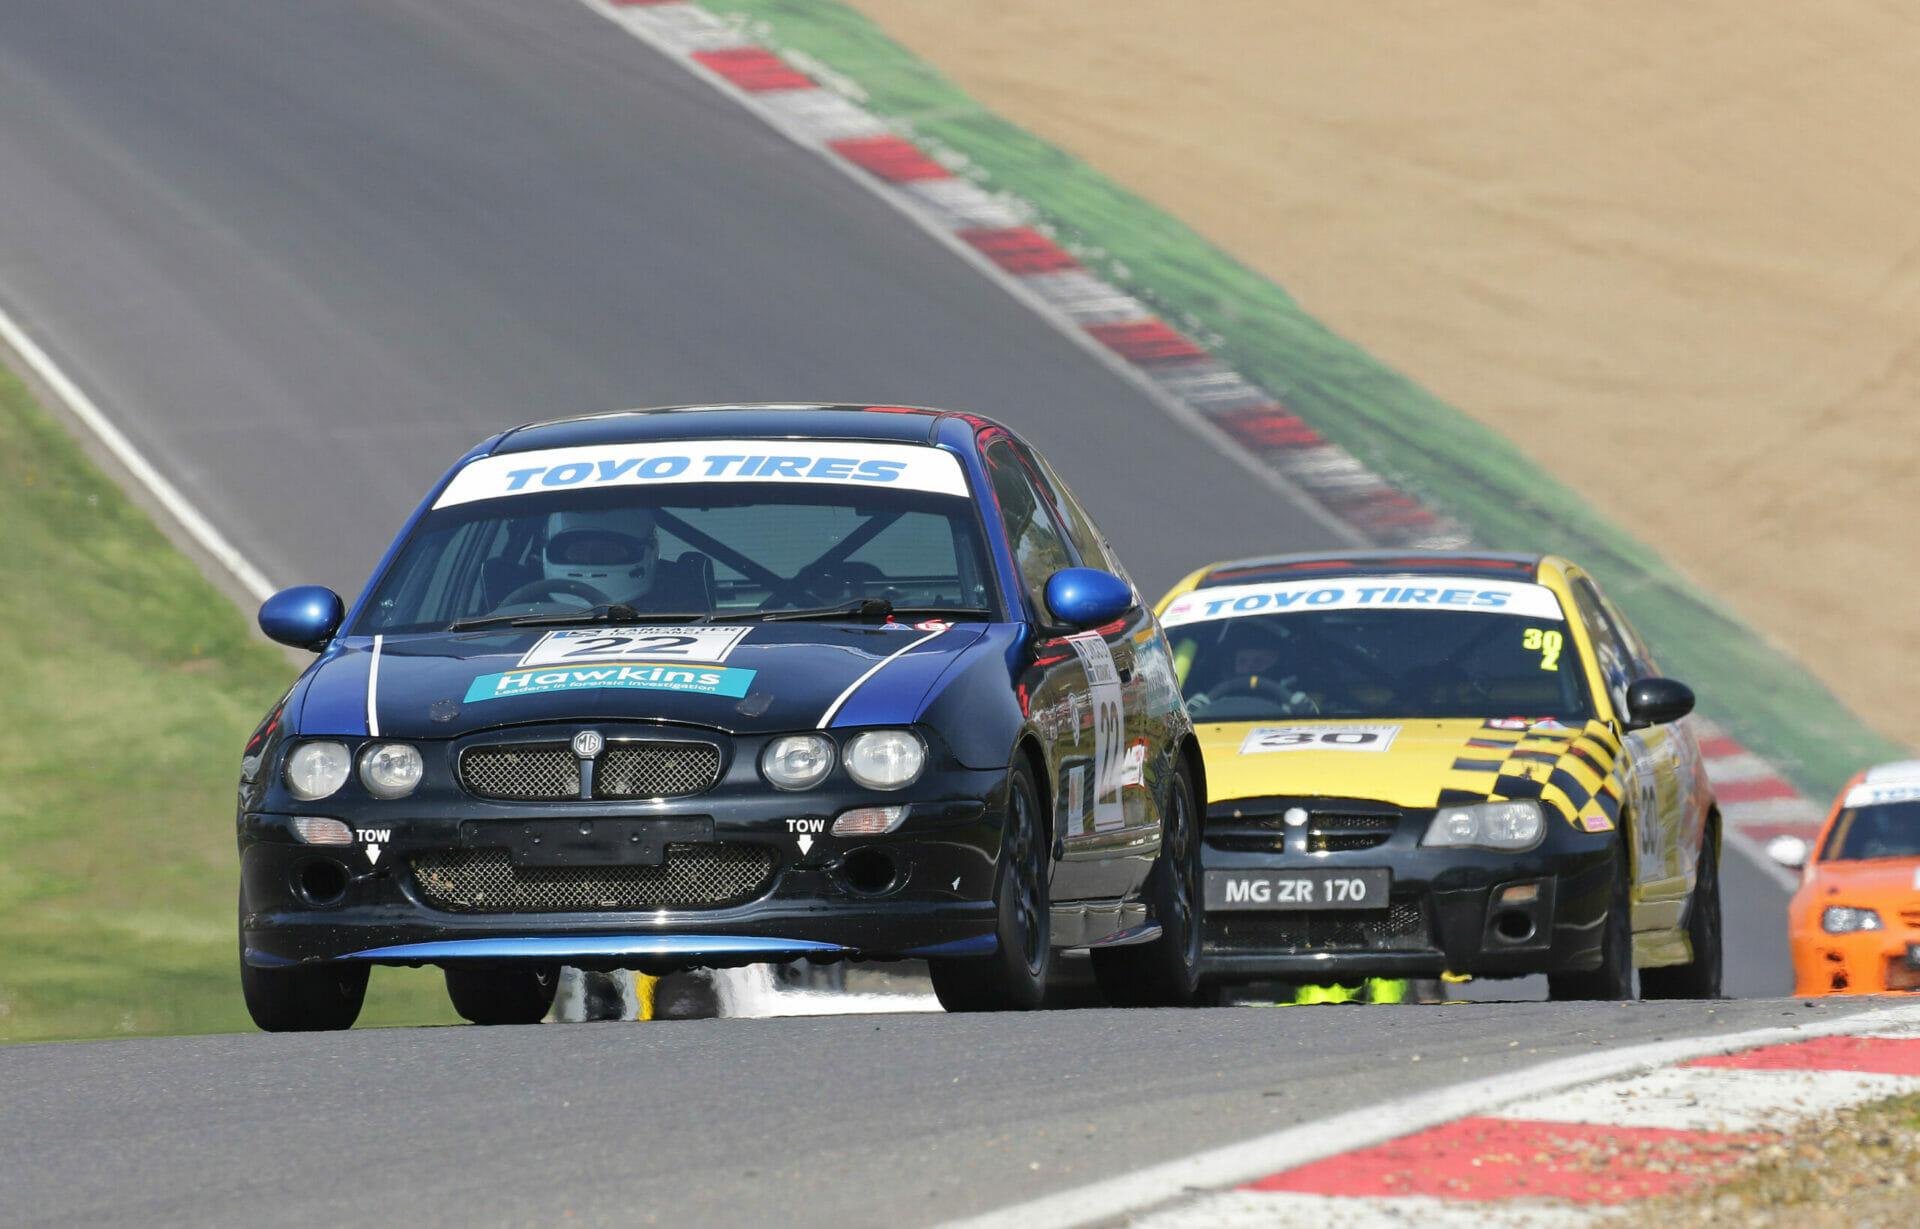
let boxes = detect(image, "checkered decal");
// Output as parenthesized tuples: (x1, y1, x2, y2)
(1439, 719, 1623, 832)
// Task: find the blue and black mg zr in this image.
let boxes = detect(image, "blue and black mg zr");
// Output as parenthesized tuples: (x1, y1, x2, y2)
(238, 404, 1204, 1028)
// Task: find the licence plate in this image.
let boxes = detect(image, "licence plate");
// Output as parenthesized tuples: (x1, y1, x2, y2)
(461, 817, 713, 867)
(1204, 867, 1391, 912)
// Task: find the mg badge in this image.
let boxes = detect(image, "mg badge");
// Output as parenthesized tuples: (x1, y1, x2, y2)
(571, 730, 604, 759)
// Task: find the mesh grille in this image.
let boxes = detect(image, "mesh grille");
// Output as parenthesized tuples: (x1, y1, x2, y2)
(411, 844, 776, 912)
(594, 742, 721, 799)
(1203, 895, 1432, 954)
(460, 741, 721, 801)
(1309, 812, 1398, 853)
(1207, 807, 1403, 854)
(460, 747, 579, 800)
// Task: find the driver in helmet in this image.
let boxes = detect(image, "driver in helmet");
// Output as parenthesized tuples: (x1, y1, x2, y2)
(538, 508, 703, 612)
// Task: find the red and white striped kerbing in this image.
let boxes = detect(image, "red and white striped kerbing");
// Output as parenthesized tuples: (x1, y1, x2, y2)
(582, 0, 1823, 859)
(1130, 1027, 1920, 1226)
(932, 1006, 1920, 1227)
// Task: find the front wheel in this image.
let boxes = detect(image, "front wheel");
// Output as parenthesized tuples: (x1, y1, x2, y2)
(929, 759, 1053, 1012)
(240, 893, 367, 1032)
(1092, 760, 1202, 1006)
(1548, 842, 1636, 1001)
(1640, 828, 1723, 999)
(445, 965, 561, 1025)
(241, 958, 368, 1032)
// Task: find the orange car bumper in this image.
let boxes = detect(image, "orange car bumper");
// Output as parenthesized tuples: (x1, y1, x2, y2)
(1792, 929, 1920, 996)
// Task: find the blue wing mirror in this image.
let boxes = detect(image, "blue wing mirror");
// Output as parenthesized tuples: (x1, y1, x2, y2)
(1623, 676, 1695, 729)
(1044, 568, 1133, 629)
(259, 586, 345, 651)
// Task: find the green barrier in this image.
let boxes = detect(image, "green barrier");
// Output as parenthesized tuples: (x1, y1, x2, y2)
(713, 0, 1909, 797)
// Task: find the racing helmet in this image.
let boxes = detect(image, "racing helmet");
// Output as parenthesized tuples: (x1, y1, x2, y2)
(542, 508, 659, 598)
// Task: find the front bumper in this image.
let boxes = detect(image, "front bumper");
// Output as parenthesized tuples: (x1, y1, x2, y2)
(240, 762, 1010, 972)
(1198, 797, 1616, 983)
(1791, 928, 1920, 996)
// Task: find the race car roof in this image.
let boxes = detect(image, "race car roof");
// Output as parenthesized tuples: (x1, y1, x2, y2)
(490, 404, 973, 455)
(1198, 549, 1544, 588)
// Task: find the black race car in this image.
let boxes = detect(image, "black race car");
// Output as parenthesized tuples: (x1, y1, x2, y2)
(238, 404, 1204, 1028)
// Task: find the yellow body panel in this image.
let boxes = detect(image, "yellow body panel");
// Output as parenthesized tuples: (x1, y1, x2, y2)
(1200, 716, 1625, 834)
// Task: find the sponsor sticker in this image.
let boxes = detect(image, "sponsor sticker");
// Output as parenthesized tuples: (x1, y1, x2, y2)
(1581, 813, 1616, 833)
(1844, 780, 1920, 809)
(1067, 634, 1125, 832)
(434, 440, 969, 507)
(1160, 578, 1564, 626)
(1238, 725, 1402, 755)
(463, 663, 756, 703)
(517, 626, 750, 668)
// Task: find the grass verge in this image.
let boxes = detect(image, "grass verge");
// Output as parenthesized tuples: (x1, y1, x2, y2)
(712, 0, 1908, 797)
(0, 362, 458, 1042)
(1619, 1089, 1920, 1226)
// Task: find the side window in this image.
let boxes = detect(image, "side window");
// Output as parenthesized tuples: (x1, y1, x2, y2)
(1569, 578, 1634, 716)
(984, 439, 1074, 618)
(1590, 583, 1658, 677)
(1022, 445, 1134, 590)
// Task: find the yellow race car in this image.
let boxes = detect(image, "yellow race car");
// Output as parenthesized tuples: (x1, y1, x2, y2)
(1159, 550, 1721, 1002)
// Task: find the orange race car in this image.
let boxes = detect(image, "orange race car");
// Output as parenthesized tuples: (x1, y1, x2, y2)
(1783, 761, 1920, 995)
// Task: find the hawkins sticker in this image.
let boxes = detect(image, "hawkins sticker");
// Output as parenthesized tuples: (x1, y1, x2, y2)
(464, 663, 756, 703)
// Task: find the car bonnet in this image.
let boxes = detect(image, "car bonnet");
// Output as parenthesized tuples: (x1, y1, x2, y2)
(292, 620, 987, 739)
(1197, 716, 1626, 833)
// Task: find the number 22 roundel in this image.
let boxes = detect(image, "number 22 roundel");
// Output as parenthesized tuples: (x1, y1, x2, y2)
(517, 626, 751, 668)
(1067, 632, 1126, 833)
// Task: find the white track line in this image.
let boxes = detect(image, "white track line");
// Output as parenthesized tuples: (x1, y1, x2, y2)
(0, 301, 276, 603)
(938, 1002, 1920, 1229)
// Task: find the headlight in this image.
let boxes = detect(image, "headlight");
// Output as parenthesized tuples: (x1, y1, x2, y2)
(359, 743, 424, 799)
(762, 734, 835, 791)
(1421, 800, 1545, 851)
(285, 741, 351, 801)
(843, 730, 926, 791)
(1822, 906, 1885, 934)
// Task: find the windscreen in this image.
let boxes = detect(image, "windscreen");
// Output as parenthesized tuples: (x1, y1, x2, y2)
(1822, 801, 1920, 862)
(353, 443, 992, 634)
(1160, 578, 1593, 722)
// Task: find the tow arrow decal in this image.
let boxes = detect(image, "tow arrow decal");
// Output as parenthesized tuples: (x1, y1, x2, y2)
(796, 834, 814, 855)
(367, 843, 383, 865)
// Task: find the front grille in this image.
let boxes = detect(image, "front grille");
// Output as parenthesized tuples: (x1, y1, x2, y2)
(595, 742, 721, 799)
(1203, 895, 1433, 954)
(460, 740, 721, 801)
(461, 747, 578, 800)
(1308, 812, 1398, 853)
(1207, 805, 1404, 854)
(1901, 909, 1920, 930)
(410, 844, 776, 912)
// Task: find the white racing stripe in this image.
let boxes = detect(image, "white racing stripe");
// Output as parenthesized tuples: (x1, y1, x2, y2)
(816, 628, 946, 729)
(0, 300, 276, 603)
(366, 634, 383, 737)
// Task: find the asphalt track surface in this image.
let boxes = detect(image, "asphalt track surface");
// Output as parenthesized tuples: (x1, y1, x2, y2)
(0, 1, 1809, 1223)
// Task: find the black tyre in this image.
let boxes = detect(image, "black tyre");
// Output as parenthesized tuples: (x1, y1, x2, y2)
(930, 759, 1053, 1012)
(1092, 760, 1202, 1006)
(1548, 841, 1636, 1001)
(445, 965, 561, 1025)
(240, 957, 368, 1032)
(1640, 828, 1723, 1000)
